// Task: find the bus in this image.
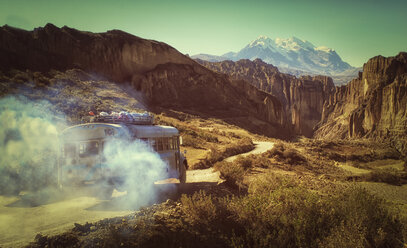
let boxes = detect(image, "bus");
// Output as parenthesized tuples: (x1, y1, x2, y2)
(58, 112, 187, 195)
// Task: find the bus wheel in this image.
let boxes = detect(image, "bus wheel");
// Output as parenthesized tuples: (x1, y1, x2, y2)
(179, 162, 187, 184)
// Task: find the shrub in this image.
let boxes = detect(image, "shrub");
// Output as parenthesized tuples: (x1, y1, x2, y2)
(182, 134, 203, 149)
(321, 186, 405, 248)
(180, 190, 218, 226)
(199, 138, 254, 169)
(266, 142, 285, 158)
(282, 148, 307, 165)
(361, 169, 407, 186)
(214, 161, 246, 189)
(266, 143, 307, 165)
(225, 174, 334, 248)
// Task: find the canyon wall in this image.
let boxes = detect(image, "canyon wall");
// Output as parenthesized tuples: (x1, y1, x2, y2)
(195, 59, 335, 136)
(0, 24, 288, 137)
(315, 53, 407, 155)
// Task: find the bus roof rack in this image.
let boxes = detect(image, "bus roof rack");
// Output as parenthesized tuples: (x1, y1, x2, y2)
(93, 111, 154, 125)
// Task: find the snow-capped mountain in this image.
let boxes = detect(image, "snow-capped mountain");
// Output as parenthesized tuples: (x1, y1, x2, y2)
(192, 36, 356, 77)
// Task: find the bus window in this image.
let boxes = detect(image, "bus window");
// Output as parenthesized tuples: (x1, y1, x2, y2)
(157, 138, 163, 151)
(64, 143, 76, 157)
(79, 141, 99, 157)
(150, 139, 157, 151)
(168, 137, 174, 150)
(163, 137, 169, 150)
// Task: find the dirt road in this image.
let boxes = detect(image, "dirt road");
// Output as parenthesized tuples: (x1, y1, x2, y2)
(0, 141, 274, 247)
(0, 189, 133, 247)
(225, 141, 274, 162)
(185, 141, 274, 186)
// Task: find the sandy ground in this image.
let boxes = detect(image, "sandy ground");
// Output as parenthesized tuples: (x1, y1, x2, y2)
(0, 189, 133, 247)
(0, 141, 274, 247)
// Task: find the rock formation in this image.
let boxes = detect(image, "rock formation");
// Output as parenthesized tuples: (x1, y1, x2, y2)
(315, 52, 407, 156)
(195, 59, 336, 137)
(0, 24, 289, 137)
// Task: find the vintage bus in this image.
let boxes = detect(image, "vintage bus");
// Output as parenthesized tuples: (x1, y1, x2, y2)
(58, 112, 187, 194)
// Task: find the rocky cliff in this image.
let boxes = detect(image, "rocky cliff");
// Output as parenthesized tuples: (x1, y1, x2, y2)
(0, 24, 288, 137)
(315, 52, 407, 156)
(0, 23, 193, 82)
(195, 59, 336, 137)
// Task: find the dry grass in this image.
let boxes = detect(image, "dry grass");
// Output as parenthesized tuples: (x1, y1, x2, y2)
(192, 138, 254, 169)
(176, 173, 406, 248)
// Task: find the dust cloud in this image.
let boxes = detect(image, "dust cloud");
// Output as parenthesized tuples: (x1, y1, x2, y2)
(102, 137, 170, 208)
(0, 95, 173, 206)
(0, 95, 62, 195)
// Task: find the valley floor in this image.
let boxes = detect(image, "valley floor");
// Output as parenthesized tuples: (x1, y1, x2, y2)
(1, 113, 406, 248)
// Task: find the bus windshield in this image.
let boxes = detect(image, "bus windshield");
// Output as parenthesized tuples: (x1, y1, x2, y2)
(79, 141, 99, 157)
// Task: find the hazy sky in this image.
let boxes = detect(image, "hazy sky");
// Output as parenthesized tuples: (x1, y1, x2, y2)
(1, 0, 406, 67)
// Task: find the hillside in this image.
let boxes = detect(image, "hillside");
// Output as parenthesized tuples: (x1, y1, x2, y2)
(0, 24, 290, 138)
(195, 58, 335, 137)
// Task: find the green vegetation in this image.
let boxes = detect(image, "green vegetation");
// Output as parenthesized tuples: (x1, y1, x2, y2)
(177, 175, 405, 248)
(265, 142, 307, 165)
(361, 168, 407, 186)
(214, 155, 271, 189)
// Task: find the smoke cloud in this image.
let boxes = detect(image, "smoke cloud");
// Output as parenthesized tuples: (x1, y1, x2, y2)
(102, 137, 170, 208)
(0, 95, 173, 208)
(0, 96, 62, 195)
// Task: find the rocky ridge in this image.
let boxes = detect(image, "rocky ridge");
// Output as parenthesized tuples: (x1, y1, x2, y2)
(195, 58, 336, 137)
(0, 24, 289, 137)
(315, 52, 407, 156)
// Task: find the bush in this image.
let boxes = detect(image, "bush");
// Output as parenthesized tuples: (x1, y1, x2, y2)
(198, 138, 254, 169)
(282, 148, 307, 165)
(214, 161, 246, 189)
(266, 143, 307, 165)
(225, 177, 405, 248)
(214, 153, 272, 189)
(361, 169, 407, 186)
(180, 190, 218, 226)
(321, 186, 405, 248)
(182, 134, 203, 149)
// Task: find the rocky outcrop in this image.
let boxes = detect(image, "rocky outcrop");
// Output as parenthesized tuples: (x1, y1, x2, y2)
(0, 24, 289, 138)
(195, 59, 336, 136)
(0, 24, 193, 82)
(315, 52, 407, 156)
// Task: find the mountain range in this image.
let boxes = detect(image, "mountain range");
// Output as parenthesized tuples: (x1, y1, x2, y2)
(0, 24, 406, 156)
(192, 36, 361, 84)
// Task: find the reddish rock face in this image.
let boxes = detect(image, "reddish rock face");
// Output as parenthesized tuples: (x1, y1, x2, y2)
(0, 23, 194, 82)
(315, 52, 407, 155)
(0, 24, 289, 138)
(195, 59, 336, 137)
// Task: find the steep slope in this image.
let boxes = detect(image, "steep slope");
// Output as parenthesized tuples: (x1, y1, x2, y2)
(0, 23, 193, 82)
(195, 58, 335, 137)
(315, 52, 407, 155)
(0, 24, 289, 138)
(192, 36, 356, 78)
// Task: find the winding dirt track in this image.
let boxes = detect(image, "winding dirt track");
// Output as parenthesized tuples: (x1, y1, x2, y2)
(225, 141, 275, 162)
(0, 141, 274, 247)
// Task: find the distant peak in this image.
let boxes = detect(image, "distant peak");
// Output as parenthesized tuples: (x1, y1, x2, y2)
(315, 46, 334, 53)
(256, 35, 271, 40)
